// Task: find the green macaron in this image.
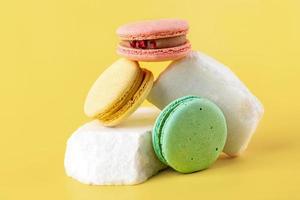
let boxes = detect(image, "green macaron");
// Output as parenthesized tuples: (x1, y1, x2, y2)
(152, 96, 227, 173)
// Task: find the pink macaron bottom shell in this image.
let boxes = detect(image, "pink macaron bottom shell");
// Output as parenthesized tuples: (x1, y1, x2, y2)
(117, 41, 191, 62)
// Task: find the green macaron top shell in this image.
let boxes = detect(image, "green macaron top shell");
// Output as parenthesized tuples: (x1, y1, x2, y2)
(152, 96, 227, 173)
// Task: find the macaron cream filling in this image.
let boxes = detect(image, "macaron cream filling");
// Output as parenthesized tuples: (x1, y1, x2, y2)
(120, 35, 187, 49)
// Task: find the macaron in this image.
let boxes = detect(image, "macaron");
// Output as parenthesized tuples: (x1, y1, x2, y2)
(152, 96, 227, 173)
(116, 19, 191, 62)
(84, 58, 154, 127)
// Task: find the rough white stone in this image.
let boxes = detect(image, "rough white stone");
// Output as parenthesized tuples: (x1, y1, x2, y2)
(64, 107, 166, 185)
(148, 51, 264, 156)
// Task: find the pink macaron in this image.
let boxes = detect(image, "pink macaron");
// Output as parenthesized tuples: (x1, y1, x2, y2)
(116, 19, 191, 62)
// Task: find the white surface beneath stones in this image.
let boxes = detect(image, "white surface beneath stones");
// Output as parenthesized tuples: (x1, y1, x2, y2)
(64, 107, 166, 185)
(148, 51, 264, 156)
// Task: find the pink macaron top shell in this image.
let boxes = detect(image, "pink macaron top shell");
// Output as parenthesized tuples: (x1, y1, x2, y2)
(116, 19, 189, 40)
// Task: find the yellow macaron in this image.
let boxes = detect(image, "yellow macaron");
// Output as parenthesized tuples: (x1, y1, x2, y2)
(84, 58, 154, 126)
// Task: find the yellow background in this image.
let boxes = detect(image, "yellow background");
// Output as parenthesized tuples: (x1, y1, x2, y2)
(0, 0, 299, 199)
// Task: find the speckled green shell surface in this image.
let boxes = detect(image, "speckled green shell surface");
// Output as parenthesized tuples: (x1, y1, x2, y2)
(152, 96, 227, 173)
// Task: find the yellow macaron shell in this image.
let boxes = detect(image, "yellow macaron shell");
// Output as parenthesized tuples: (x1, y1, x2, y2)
(101, 68, 154, 126)
(95, 68, 144, 120)
(84, 58, 141, 118)
(84, 58, 154, 126)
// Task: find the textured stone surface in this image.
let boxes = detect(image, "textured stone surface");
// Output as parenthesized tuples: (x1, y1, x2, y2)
(148, 51, 264, 156)
(64, 107, 166, 185)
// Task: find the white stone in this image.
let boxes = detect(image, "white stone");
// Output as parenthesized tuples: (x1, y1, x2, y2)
(64, 107, 166, 185)
(148, 51, 264, 156)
